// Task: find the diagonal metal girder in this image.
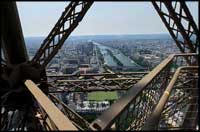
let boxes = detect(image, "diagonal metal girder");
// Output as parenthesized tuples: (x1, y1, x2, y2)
(152, 1, 199, 54)
(31, 1, 93, 68)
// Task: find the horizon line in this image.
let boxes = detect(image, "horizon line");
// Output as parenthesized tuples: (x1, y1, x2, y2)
(24, 33, 170, 38)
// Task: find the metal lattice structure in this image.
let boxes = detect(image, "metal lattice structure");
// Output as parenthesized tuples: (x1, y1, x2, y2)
(48, 72, 147, 93)
(143, 66, 198, 130)
(31, 1, 93, 68)
(90, 53, 198, 130)
(0, 1, 199, 131)
(152, 1, 199, 54)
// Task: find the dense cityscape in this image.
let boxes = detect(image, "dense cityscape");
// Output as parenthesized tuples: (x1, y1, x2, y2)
(25, 34, 179, 122)
(1, 1, 198, 131)
(27, 34, 179, 73)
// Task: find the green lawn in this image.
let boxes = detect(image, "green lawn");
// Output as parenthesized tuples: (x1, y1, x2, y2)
(88, 91, 118, 101)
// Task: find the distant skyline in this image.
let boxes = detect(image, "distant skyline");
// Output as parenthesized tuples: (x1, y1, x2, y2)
(17, 2, 199, 37)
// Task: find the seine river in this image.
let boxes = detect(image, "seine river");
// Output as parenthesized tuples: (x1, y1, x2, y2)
(92, 41, 143, 70)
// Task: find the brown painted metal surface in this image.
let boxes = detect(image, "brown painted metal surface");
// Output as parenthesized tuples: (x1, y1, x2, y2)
(90, 54, 175, 130)
(1, 1, 199, 131)
(24, 80, 78, 131)
(142, 66, 198, 130)
(49, 94, 91, 130)
(90, 53, 198, 130)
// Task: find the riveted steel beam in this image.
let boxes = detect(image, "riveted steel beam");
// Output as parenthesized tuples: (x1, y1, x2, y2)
(31, 1, 93, 68)
(0, 2, 28, 66)
(152, 1, 199, 54)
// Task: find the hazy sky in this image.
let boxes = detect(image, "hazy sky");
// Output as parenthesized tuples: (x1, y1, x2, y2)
(17, 2, 198, 37)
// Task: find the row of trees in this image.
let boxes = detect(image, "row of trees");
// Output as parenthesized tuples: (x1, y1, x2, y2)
(106, 49, 123, 66)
